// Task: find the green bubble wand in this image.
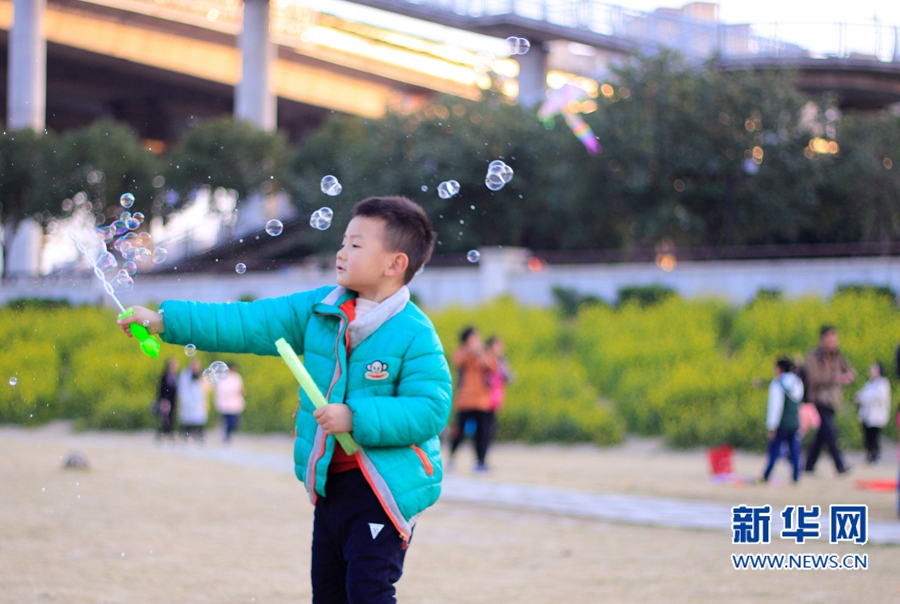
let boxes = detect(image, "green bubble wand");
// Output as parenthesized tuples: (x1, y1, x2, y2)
(275, 338, 358, 455)
(69, 231, 161, 359)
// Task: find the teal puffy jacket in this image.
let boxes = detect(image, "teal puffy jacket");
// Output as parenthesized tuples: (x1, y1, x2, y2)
(159, 285, 452, 542)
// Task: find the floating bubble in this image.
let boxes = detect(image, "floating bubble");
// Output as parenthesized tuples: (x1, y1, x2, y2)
(235, 263, 247, 274)
(152, 247, 168, 264)
(320, 175, 342, 196)
(62, 199, 73, 213)
(309, 209, 332, 231)
(135, 232, 152, 247)
(265, 219, 283, 237)
(421, 185, 428, 192)
(96, 251, 117, 272)
(120, 192, 135, 208)
(97, 227, 115, 243)
(201, 368, 213, 383)
(134, 248, 151, 262)
(437, 180, 460, 199)
(467, 250, 481, 263)
(119, 241, 134, 257)
(123, 260, 138, 276)
(184, 344, 197, 357)
(119, 212, 132, 222)
(9, 377, 17, 386)
(132, 212, 145, 224)
(505, 36, 531, 55)
(112, 220, 128, 236)
(113, 271, 134, 291)
(485, 172, 505, 191)
(205, 360, 230, 384)
(125, 218, 140, 230)
(319, 207, 333, 220)
(473, 51, 495, 75)
(142, 319, 150, 327)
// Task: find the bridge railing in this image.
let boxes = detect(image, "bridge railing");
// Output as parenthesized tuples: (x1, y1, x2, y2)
(389, 0, 900, 62)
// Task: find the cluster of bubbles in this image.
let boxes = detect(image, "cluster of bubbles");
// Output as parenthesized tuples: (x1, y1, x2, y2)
(485, 160, 514, 191)
(321, 175, 342, 197)
(437, 180, 460, 200)
(505, 37, 531, 56)
(266, 219, 284, 237)
(202, 360, 230, 384)
(310, 207, 333, 231)
(467, 250, 481, 264)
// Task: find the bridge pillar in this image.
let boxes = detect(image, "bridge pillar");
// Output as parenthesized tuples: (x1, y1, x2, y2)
(235, 0, 276, 131)
(7, 0, 47, 131)
(516, 42, 548, 106)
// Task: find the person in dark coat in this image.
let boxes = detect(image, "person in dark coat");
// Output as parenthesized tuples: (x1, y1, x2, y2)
(155, 358, 179, 442)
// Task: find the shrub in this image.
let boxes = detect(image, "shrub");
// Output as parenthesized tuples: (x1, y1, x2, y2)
(616, 284, 676, 307)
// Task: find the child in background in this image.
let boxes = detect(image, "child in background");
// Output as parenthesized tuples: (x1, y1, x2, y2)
(214, 362, 246, 443)
(448, 327, 496, 472)
(854, 362, 891, 463)
(761, 358, 804, 483)
(119, 196, 452, 604)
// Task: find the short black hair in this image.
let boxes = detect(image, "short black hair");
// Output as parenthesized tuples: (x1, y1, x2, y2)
(460, 326, 478, 344)
(820, 325, 836, 338)
(776, 358, 794, 374)
(352, 196, 437, 284)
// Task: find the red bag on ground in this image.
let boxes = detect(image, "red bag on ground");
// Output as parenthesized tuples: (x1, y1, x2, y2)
(707, 445, 733, 475)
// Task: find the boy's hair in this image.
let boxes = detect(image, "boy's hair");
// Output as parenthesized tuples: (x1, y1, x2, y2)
(460, 326, 477, 344)
(776, 358, 794, 374)
(352, 196, 437, 284)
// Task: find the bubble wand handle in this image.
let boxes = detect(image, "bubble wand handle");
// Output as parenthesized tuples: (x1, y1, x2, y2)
(70, 231, 160, 358)
(275, 338, 358, 455)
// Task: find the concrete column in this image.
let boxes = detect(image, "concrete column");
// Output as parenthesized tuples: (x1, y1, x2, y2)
(516, 41, 548, 107)
(7, 0, 47, 131)
(478, 247, 529, 302)
(235, 0, 276, 131)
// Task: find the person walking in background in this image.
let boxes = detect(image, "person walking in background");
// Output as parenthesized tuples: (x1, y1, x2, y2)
(804, 325, 856, 475)
(448, 327, 496, 472)
(214, 362, 246, 443)
(178, 359, 210, 443)
(155, 358, 179, 443)
(761, 359, 804, 483)
(854, 362, 891, 463)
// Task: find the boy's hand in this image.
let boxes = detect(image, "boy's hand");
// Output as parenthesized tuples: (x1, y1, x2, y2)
(313, 404, 353, 434)
(117, 305, 164, 336)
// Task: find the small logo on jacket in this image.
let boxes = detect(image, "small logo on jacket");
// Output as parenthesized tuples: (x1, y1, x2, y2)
(365, 361, 390, 380)
(369, 523, 384, 539)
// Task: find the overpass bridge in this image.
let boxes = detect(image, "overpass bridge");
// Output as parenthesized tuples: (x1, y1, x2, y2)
(4, 0, 900, 145)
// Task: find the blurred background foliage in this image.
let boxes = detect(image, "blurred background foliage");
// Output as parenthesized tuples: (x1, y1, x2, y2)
(1, 288, 897, 453)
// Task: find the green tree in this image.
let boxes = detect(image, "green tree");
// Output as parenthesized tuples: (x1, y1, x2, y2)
(164, 118, 289, 204)
(0, 129, 54, 279)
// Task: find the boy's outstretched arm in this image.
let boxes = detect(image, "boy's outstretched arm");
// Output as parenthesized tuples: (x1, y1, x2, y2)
(347, 330, 453, 448)
(118, 305, 164, 335)
(119, 293, 314, 357)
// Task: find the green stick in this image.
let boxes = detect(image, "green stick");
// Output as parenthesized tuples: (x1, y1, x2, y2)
(275, 338, 358, 455)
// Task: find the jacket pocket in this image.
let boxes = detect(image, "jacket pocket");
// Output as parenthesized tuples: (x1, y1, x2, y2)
(410, 444, 434, 476)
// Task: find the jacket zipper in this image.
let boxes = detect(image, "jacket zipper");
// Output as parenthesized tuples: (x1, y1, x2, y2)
(308, 313, 347, 503)
(410, 444, 434, 476)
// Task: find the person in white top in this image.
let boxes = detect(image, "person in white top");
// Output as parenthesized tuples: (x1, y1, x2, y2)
(854, 362, 892, 463)
(178, 359, 210, 443)
(214, 362, 246, 442)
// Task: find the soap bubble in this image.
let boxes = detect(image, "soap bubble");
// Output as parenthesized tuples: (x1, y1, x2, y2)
(134, 247, 151, 262)
(125, 218, 140, 230)
(437, 180, 460, 199)
(310, 208, 332, 231)
(113, 271, 134, 291)
(202, 368, 213, 383)
(120, 193, 135, 208)
(485, 172, 505, 191)
(132, 212, 145, 224)
(235, 263, 247, 274)
(97, 227, 115, 243)
(421, 185, 428, 192)
(204, 360, 230, 384)
(467, 250, 481, 263)
(142, 319, 150, 327)
(96, 251, 117, 272)
(123, 260, 138, 276)
(112, 220, 128, 236)
(505, 36, 531, 55)
(135, 232, 152, 247)
(9, 377, 17, 386)
(152, 247, 168, 264)
(265, 219, 283, 237)
(119, 241, 134, 257)
(184, 344, 197, 357)
(473, 51, 495, 75)
(320, 175, 342, 196)
(119, 212, 132, 222)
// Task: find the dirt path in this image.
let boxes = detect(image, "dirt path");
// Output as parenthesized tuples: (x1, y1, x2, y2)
(1, 424, 897, 603)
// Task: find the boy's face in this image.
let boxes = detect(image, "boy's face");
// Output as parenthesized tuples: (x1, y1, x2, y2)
(336, 216, 404, 295)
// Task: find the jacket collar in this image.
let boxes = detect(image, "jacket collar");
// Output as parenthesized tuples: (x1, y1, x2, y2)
(318, 285, 410, 348)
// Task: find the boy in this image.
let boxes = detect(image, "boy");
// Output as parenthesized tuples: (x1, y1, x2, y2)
(761, 358, 804, 483)
(119, 196, 452, 603)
